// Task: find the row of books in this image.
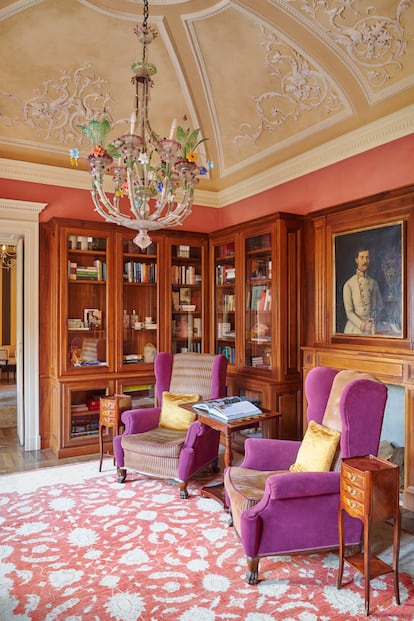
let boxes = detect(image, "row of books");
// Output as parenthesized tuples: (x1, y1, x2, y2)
(172, 289, 201, 311)
(246, 233, 271, 252)
(68, 235, 106, 251)
(249, 258, 272, 280)
(222, 293, 235, 311)
(124, 261, 157, 283)
(215, 242, 235, 258)
(172, 316, 202, 338)
(249, 285, 272, 311)
(171, 265, 202, 286)
(217, 345, 236, 364)
(68, 260, 106, 281)
(216, 264, 236, 285)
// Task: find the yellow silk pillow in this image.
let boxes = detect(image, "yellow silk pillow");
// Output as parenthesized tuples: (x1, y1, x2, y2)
(289, 420, 340, 472)
(159, 392, 200, 430)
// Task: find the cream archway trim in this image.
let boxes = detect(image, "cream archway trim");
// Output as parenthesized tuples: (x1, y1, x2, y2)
(0, 198, 46, 451)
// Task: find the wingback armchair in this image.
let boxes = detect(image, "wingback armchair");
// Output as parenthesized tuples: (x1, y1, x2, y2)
(224, 367, 388, 584)
(113, 351, 228, 498)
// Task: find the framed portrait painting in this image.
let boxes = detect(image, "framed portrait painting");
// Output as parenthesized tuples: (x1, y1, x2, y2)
(334, 223, 403, 337)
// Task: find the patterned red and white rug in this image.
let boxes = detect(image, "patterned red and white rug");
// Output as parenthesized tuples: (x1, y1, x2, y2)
(0, 461, 413, 620)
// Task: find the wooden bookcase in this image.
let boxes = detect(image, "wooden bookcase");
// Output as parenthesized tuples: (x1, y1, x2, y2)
(39, 218, 209, 457)
(210, 213, 304, 440)
(40, 213, 302, 457)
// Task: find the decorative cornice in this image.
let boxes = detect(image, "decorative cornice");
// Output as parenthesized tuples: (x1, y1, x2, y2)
(1, 105, 413, 208)
(0, 198, 47, 221)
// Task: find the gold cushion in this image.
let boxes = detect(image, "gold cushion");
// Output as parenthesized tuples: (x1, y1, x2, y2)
(289, 420, 340, 472)
(159, 391, 199, 430)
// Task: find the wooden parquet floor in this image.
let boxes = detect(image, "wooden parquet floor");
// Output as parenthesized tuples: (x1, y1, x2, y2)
(0, 380, 99, 475)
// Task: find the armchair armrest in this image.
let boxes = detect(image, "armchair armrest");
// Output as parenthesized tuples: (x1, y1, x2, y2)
(264, 470, 340, 501)
(241, 438, 301, 471)
(121, 407, 161, 435)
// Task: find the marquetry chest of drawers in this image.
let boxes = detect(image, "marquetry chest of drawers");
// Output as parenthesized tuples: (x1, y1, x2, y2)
(99, 394, 132, 471)
(337, 454, 400, 615)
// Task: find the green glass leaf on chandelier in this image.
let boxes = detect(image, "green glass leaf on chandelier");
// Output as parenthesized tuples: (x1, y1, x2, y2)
(77, 118, 121, 158)
(78, 118, 112, 146)
(176, 126, 208, 159)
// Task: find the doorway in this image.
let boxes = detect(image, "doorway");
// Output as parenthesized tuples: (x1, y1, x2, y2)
(0, 198, 45, 450)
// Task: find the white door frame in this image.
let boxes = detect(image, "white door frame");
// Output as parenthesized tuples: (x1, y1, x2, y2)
(0, 198, 46, 450)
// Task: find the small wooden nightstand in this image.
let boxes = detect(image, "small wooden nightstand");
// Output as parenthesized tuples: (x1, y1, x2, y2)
(99, 394, 132, 471)
(337, 454, 400, 615)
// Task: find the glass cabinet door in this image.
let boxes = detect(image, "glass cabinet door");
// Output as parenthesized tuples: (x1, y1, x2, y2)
(66, 232, 109, 373)
(245, 232, 272, 370)
(170, 242, 204, 354)
(214, 239, 236, 364)
(121, 236, 159, 368)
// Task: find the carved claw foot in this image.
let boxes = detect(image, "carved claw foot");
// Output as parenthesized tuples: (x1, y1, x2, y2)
(245, 557, 259, 585)
(117, 468, 127, 483)
(179, 482, 189, 499)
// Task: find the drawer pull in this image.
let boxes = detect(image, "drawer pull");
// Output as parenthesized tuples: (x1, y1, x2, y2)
(349, 488, 357, 496)
(349, 501, 358, 509)
(348, 473, 357, 482)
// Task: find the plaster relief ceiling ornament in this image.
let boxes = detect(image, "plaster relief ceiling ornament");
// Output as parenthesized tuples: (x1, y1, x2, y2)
(233, 26, 346, 149)
(281, 0, 412, 96)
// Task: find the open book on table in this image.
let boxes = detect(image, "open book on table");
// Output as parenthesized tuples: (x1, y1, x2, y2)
(192, 396, 262, 420)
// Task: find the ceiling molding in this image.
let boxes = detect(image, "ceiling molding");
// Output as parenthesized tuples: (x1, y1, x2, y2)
(1, 105, 413, 209)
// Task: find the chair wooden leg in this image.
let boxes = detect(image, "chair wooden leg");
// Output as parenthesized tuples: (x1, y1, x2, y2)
(212, 458, 220, 473)
(117, 467, 127, 483)
(179, 481, 189, 499)
(246, 556, 259, 585)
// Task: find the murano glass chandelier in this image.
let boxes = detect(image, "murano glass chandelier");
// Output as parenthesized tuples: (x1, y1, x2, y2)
(71, 0, 211, 250)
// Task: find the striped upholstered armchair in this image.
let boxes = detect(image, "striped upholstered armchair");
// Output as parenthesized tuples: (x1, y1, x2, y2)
(113, 351, 228, 498)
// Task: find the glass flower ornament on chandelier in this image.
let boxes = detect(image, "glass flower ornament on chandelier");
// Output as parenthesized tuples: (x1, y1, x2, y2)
(71, 0, 211, 250)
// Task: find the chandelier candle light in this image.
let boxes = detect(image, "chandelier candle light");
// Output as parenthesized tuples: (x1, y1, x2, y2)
(72, 0, 211, 250)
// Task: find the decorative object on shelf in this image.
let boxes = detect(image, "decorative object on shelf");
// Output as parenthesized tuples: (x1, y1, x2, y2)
(72, 0, 212, 251)
(144, 342, 157, 363)
(1, 244, 16, 270)
(84, 308, 102, 329)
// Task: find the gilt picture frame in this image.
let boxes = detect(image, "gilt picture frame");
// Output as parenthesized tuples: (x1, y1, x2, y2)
(334, 222, 403, 337)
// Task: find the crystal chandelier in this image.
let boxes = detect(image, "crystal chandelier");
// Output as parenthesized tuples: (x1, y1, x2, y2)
(73, 0, 210, 250)
(1, 245, 16, 270)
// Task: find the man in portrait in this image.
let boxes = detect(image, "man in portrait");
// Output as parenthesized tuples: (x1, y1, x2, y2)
(343, 246, 383, 334)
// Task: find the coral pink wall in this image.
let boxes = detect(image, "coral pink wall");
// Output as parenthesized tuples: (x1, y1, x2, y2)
(1, 134, 413, 232)
(214, 134, 414, 230)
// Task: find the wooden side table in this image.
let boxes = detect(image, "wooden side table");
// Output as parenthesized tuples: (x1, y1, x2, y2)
(99, 394, 132, 471)
(337, 454, 400, 616)
(182, 405, 281, 505)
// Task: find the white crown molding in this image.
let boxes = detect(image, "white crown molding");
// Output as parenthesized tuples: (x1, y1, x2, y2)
(217, 105, 414, 206)
(0, 198, 46, 220)
(1, 105, 413, 209)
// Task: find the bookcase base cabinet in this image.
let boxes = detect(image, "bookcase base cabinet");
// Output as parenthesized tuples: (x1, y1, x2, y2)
(226, 372, 302, 440)
(43, 374, 155, 459)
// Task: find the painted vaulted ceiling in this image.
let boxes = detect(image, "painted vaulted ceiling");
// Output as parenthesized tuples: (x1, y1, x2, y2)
(0, 0, 413, 208)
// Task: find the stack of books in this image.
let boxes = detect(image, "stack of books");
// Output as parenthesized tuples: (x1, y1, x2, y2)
(192, 397, 262, 421)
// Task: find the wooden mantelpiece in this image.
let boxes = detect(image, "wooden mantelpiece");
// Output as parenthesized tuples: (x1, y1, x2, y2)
(303, 346, 414, 512)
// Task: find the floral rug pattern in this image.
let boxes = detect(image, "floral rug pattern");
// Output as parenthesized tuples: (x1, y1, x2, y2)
(0, 463, 413, 620)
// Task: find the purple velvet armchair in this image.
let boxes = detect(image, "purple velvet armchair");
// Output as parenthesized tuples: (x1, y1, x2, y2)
(224, 367, 388, 584)
(113, 352, 228, 498)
